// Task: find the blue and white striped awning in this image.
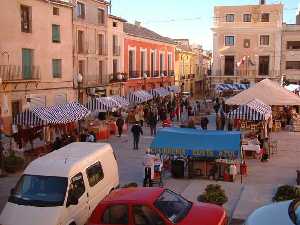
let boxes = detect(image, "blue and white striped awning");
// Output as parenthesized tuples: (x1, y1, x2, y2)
(215, 83, 250, 92)
(14, 102, 89, 126)
(150, 87, 170, 97)
(109, 95, 130, 108)
(167, 85, 180, 93)
(127, 90, 153, 104)
(86, 96, 123, 112)
(228, 99, 272, 121)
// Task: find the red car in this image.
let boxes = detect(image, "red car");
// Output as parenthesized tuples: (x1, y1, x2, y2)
(88, 187, 227, 225)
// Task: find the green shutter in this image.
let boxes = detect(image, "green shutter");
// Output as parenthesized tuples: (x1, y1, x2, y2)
(52, 24, 60, 43)
(52, 59, 61, 78)
(22, 48, 32, 79)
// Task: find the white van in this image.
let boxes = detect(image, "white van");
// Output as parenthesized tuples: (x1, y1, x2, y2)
(0, 142, 119, 225)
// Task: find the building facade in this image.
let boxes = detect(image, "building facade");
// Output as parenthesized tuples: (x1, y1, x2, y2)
(281, 22, 300, 84)
(211, 1, 283, 86)
(174, 39, 196, 95)
(0, 0, 74, 133)
(123, 22, 176, 94)
(73, 0, 110, 101)
(106, 15, 126, 96)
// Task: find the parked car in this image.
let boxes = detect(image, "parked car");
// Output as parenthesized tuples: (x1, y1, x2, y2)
(87, 187, 227, 225)
(245, 199, 300, 225)
(0, 142, 119, 225)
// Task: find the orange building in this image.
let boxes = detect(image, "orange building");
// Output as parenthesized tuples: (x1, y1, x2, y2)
(123, 22, 176, 94)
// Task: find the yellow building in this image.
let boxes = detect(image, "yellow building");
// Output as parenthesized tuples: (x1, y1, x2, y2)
(174, 39, 197, 95)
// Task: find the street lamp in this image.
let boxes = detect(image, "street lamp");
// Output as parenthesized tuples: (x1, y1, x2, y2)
(117, 73, 124, 95)
(77, 73, 83, 133)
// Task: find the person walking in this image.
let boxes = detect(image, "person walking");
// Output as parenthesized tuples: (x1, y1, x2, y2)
(116, 116, 124, 137)
(131, 122, 143, 150)
(148, 111, 158, 136)
(200, 116, 209, 130)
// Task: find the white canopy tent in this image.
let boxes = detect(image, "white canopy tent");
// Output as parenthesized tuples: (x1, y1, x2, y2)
(226, 79, 300, 106)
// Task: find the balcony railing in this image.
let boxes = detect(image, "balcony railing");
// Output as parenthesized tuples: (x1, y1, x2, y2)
(113, 46, 121, 56)
(141, 70, 150, 78)
(98, 46, 108, 56)
(129, 71, 140, 79)
(168, 70, 175, 76)
(109, 73, 128, 83)
(153, 70, 159, 77)
(0, 65, 40, 82)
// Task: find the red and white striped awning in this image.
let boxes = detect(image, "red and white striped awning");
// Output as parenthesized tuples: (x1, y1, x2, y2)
(14, 102, 89, 126)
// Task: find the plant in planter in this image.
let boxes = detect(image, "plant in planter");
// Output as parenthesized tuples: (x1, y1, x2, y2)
(273, 185, 300, 202)
(197, 184, 228, 206)
(4, 153, 24, 173)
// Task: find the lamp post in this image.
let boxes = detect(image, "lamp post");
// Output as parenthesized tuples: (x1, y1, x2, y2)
(77, 73, 83, 133)
(117, 73, 124, 95)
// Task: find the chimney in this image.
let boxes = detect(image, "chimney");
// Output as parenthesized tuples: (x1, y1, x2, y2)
(259, 0, 266, 5)
(135, 21, 141, 27)
(297, 12, 300, 25)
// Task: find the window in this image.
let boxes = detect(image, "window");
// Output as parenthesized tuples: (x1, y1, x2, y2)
(52, 59, 62, 78)
(224, 56, 235, 76)
(52, 24, 60, 43)
(78, 60, 85, 76)
(225, 36, 234, 46)
(102, 205, 129, 224)
(11, 101, 21, 117)
(286, 61, 300, 70)
(99, 60, 104, 83)
(259, 56, 270, 75)
(21, 5, 31, 33)
(22, 48, 33, 79)
(53, 7, 59, 16)
(98, 34, 104, 55)
(113, 35, 119, 56)
(225, 14, 234, 22)
(243, 14, 251, 22)
(86, 162, 104, 187)
(78, 30, 84, 53)
(151, 51, 155, 77)
(113, 22, 118, 27)
(113, 59, 118, 75)
(261, 13, 269, 22)
(141, 51, 146, 76)
(69, 173, 85, 199)
(133, 205, 165, 225)
(98, 8, 105, 24)
(287, 41, 300, 50)
(260, 35, 270, 46)
(77, 2, 85, 19)
(168, 53, 172, 75)
(159, 53, 164, 75)
(244, 39, 250, 48)
(129, 50, 136, 78)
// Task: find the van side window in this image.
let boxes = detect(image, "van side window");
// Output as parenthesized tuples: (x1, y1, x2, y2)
(102, 205, 129, 224)
(86, 161, 104, 187)
(70, 173, 85, 199)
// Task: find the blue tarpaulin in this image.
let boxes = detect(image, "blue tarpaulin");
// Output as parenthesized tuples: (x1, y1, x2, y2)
(150, 128, 241, 159)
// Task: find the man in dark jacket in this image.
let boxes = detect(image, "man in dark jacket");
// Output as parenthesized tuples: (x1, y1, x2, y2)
(148, 112, 157, 136)
(131, 122, 143, 150)
(116, 117, 125, 137)
(200, 116, 209, 130)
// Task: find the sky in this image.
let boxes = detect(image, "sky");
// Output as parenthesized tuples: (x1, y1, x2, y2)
(111, 0, 300, 50)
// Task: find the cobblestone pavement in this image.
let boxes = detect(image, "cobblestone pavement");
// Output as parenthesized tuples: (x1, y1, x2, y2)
(1, 117, 300, 223)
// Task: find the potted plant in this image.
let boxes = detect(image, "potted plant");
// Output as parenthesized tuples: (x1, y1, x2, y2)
(4, 152, 24, 173)
(273, 185, 300, 202)
(197, 184, 228, 206)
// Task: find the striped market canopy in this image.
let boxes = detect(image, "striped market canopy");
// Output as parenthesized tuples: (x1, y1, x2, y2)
(127, 90, 153, 104)
(109, 95, 130, 108)
(86, 97, 122, 112)
(150, 87, 170, 97)
(167, 85, 180, 93)
(14, 102, 89, 126)
(215, 83, 250, 92)
(228, 99, 272, 121)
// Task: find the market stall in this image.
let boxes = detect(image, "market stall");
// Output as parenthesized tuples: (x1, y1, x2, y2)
(150, 87, 171, 98)
(127, 90, 153, 104)
(167, 85, 181, 94)
(150, 128, 242, 182)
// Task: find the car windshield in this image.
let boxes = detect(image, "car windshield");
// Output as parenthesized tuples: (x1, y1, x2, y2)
(9, 174, 68, 207)
(154, 190, 192, 224)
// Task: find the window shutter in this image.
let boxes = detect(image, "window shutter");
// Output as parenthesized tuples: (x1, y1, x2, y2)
(52, 25, 60, 42)
(52, 59, 61, 78)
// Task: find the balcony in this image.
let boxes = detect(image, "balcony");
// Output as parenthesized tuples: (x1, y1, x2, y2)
(141, 71, 150, 78)
(129, 71, 140, 79)
(82, 74, 107, 88)
(0, 65, 40, 82)
(153, 70, 159, 77)
(168, 70, 175, 76)
(109, 73, 128, 83)
(98, 46, 108, 56)
(113, 46, 121, 56)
